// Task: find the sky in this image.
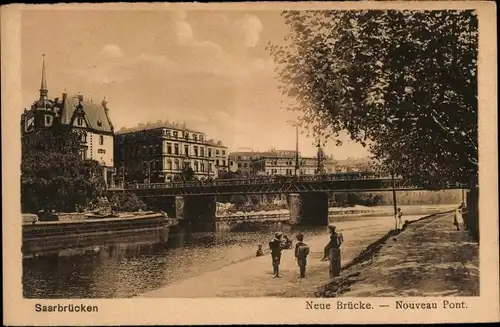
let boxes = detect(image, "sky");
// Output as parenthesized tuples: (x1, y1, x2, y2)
(21, 9, 370, 160)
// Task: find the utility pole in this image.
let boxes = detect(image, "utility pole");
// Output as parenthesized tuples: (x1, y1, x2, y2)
(316, 136, 323, 175)
(294, 124, 299, 176)
(391, 171, 398, 229)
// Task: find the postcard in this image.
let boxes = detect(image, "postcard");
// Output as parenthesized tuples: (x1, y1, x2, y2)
(2, 1, 498, 325)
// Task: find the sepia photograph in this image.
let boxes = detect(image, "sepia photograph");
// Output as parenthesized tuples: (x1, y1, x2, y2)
(2, 1, 498, 325)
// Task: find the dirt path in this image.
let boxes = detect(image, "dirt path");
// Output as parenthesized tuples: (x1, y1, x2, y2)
(317, 212, 479, 297)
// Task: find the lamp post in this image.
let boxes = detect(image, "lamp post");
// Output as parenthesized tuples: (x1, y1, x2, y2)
(146, 159, 155, 184)
(390, 167, 398, 230)
(287, 120, 300, 176)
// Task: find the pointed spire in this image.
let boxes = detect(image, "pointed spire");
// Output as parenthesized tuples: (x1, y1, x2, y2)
(39, 54, 48, 101)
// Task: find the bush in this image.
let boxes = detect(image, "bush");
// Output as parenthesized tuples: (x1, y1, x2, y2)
(109, 193, 146, 212)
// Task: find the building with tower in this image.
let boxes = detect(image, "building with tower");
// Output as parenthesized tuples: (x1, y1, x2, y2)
(20, 55, 116, 186)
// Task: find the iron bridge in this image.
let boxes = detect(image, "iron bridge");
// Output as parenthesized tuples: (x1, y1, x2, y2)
(107, 175, 467, 197)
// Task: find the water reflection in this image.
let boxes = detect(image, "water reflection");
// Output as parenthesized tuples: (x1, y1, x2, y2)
(23, 225, 328, 298)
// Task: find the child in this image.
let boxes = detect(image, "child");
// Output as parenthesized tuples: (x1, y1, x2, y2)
(269, 233, 283, 278)
(295, 233, 310, 278)
(256, 244, 264, 257)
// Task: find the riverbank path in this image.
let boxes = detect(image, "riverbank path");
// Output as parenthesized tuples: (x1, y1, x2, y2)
(139, 213, 433, 298)
(318, 212, 479, 297)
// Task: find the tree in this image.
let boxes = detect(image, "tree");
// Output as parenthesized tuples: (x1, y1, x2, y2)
(268, 10, 478, 187)
(179, 166, 196, 182)
(21, 125, 106, 213)
(109, 192, 146, 212)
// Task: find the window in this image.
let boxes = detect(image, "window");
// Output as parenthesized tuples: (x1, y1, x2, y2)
(173, 131, 178, 138)
(174, 160, 179, 170)
(184, 132, 189, 140)
(200, 162, 205, 172)
(98, 149, 106, 154)
(167, 143, 172, 154)
(200, 147, 205, 157)
(167, 160, 172, 170)
(194, 146, 198, 157)
(237, 156, 241, 160)
(99, 135, 104, 145)
(238, 163, 241, 168)
(216, 149, 220, 156)
(184, 145, 189, 156)
(208, 149, 212, 157)
(222, 160, 226, 166)
(244, 163, 248, 168)
(216, 159, 220, 166)
(222, 150, 226, 156)
(193, 134, 198, 141)
(155, 144, 160, 154)
(230, 161, 234, 166)
(149, 146, 153, 155)
(174, 144, 179, 155)
(77, 117, 83, 126)
(199, 135, 204, 142)
(81, 133, 87, 143)
(194, 161, 199, 171)
(165, 129, 171, 137)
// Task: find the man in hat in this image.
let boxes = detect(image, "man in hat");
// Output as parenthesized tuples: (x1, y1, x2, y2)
(295, 233, 310, 278)
(269, 232, 283, 278)
(324, 225, 343, 278)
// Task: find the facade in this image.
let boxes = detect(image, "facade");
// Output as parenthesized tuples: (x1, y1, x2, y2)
(252, 155, 319, 176)
(115, 121, 228, 183)
(230, 148, 339, 177)
(20, 56, 115, 185)
(228, 149, 297, 175)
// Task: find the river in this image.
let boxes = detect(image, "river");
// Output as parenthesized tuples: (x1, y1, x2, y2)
(22, 204, 456, 298)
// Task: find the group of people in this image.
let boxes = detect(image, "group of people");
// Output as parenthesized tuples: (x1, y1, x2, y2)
(256, 225, 344, 279)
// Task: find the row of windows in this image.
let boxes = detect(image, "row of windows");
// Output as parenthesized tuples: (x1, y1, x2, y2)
(121, 143, 227, 159)
(163, 129, 204, 142)
(165, 143, 225, 157)
(79, 133, 104, 145)
(120, 129, 207, 143)
(122, 158, 228, 172)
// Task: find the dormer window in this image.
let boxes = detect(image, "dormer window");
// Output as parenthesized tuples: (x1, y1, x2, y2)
(97, 119, 102, 127)
(77, 117, 83, 126)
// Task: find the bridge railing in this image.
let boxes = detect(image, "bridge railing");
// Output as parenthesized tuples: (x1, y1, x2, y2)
(110, 173, 398, 190)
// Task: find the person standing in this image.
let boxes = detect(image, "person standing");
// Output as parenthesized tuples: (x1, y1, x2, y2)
(269, 233, 283, 278)
(326, 225, 343, 278)
(454, 203, 465, 231)
(397, 208, 404, 230)
(461, 202, 469, 230)
(295, 233, 310, 278)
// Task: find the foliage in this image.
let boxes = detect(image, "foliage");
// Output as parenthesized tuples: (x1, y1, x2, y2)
(229, 194, 246, 207)
(109, 192, 146, 212)
(180, 166, 197, 181)
(268, 10, 478, 186)
(21, 125, 106, 213)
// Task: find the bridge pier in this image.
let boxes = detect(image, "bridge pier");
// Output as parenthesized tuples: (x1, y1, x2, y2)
(288, 192, 329, 225)
(183, 195, 217, 232)
(175, 196, 184, 219)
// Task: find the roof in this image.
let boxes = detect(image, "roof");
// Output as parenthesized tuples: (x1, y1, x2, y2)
(60, 95, 113, 133)
(230, 150, 300, 159)
(116, 121, 204, 135)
